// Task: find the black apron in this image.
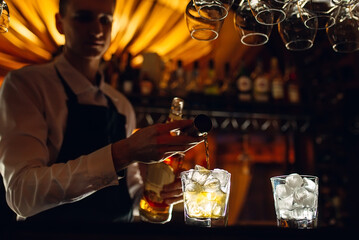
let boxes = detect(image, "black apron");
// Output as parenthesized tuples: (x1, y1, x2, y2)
(27, 68, 133, 223)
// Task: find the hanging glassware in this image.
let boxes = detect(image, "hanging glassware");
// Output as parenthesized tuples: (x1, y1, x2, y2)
(0, 0, 10, 33)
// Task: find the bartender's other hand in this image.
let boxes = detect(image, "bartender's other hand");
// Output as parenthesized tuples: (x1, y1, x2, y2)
(160, 178, 183, 205)
(114, 120, 202, 165)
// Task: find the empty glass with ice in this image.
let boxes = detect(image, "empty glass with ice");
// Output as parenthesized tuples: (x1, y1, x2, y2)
(270, 173, 319, 229)
(181, 165, 231, 227)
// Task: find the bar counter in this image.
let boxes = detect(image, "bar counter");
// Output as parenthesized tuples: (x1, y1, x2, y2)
(1, 221, 354, 240)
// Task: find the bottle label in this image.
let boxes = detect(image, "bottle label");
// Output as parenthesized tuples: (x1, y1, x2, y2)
(254, 76, 269, 92)
(145, 162, 175, 200)
(123, 80, 133, 94)
(237, 76, 252, 92)
(289, 85, 300, 103)
(272, 79, 284, 99)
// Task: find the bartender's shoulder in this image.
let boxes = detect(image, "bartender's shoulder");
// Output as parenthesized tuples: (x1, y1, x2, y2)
(7, 61, 55, 81)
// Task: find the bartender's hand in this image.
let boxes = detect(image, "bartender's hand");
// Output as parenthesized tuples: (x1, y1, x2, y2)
(160, 178, 183, 205)
(111, 120, 201, 171)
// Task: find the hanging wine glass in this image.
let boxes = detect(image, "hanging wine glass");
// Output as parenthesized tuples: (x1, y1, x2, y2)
(233, 0, 273, 46)
(193, 0, 234, 21)
(247, 0, 287, 25)
(278, 2, 318, 50)
(0, 0, 10, 33)
(299, 0, 336, 30)
(185, 0, 225, 41)
(326, 5, 359, 52)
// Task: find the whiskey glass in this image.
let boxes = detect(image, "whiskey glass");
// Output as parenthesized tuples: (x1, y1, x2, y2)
(271, 174, 319, 229)
(181, 166, 231, 227)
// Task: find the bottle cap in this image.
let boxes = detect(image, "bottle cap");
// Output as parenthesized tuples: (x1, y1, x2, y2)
(194, 114, 212, 133)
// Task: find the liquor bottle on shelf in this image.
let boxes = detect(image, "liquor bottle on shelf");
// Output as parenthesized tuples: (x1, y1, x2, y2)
(236, 60, 252, 102)
(286, 64, 301, 104)
(203, 59, 220, 95)
(220, 62, 231, 94)
(269, 57, 285, 104)
(252, 59, 270, 103)
(139, 71, 154, 96)
(186, 61, 201, 94)
(169, 60, 186, 97)
(119, 52, 136, 95)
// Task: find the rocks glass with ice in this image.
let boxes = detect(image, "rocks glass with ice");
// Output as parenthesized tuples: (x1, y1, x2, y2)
(181, 165, 231, 227)
(270, 173, 319, 229)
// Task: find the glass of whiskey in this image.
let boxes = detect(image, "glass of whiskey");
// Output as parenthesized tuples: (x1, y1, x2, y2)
(180, 165, 231, 227)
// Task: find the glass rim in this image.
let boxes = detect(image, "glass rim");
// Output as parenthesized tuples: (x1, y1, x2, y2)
(241, 33, 270, 46)
(180, 168, 231, 177)
(190, 29, 219, 41)
(270, 174, 318, 181)
(332, 41, 359, 53)
(256, 9, 286, 25)
(285, 39, 314, 51)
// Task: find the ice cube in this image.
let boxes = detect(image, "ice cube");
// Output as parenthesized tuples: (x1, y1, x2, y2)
(285, 173, 303, 189)
(203, 177, 221, 192)
(279, 209, 293, 219)
(277, 195, 294, 210)
(212, 168, 230, 185)
(275, 184, 294, 199)
(186, 200, 202, 218)
(303, 177, 317, 193)
(293, 187, 316, 207)
(192, 171, 210, 185)
(292, 208, 314, 220)
(185, 181, 203, 192)
(212, 203, 224, 217)
(302, 192, 316, 208)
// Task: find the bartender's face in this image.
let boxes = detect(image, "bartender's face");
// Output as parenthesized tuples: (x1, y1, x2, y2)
(56, 0, 115, 59)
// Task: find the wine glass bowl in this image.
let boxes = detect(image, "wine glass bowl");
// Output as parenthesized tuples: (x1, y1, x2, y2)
(326, 5, 359, 53)
(185, 0, 225, 41)
(233, 0, 273, 46)
(278, 3, 318, 51)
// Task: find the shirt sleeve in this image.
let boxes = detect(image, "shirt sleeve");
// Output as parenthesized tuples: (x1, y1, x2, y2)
(0, 72, 119, 219)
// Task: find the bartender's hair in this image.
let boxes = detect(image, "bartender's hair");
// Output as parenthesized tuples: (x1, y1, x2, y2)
(59, 0, 117, 16)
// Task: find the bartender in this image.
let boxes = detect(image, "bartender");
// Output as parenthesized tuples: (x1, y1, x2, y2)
(0, 0, 200, 223)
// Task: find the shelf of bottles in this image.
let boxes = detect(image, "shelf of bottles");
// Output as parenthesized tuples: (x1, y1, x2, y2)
(111, 52, 311, 133)
(132, 100, 310, 134)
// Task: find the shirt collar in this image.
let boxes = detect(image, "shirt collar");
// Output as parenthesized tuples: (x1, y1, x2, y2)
(54, 54, 105, 95)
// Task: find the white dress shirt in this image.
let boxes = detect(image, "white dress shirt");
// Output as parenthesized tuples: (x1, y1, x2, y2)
(0, 54, 142, 220)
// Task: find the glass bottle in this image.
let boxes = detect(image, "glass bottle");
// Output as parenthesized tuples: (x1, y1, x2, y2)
(203, 59, 219, 95)
(139, 97, 185, 223)
(169, 60, 186, 97)
(139, 98, 212, 223)
(286, 65, 300, 104)
(236, 60, 252, 102)
(252, 59, 270, 103)
(186, 61, 200, 94)
(270, 57, 284, 103)
(120, 52, 135, 95)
